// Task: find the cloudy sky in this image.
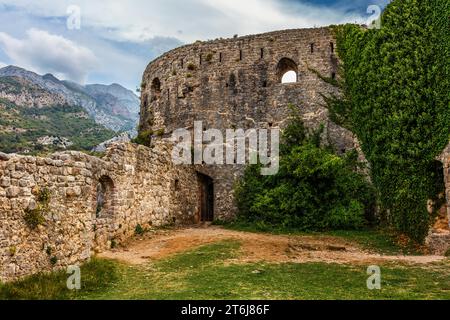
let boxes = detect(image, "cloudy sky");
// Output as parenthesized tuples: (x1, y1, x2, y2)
(0, 0, 389, 91)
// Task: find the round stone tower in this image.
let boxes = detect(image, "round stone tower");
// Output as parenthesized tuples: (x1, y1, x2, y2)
(139, 27, 356, 220)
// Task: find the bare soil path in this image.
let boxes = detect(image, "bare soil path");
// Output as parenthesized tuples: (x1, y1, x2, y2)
(99, 226, 446, 266)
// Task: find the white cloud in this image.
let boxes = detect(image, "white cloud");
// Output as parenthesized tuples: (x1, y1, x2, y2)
(0, 61, 7, 69)
(0, 0, 373, 89)
(0, 0, 367, 43)
(0, 28, 97, 83)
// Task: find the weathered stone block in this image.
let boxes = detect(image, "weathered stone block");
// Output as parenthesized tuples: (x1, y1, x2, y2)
(5, 187, 20, 198)
(65, 187, 82, 198)
(0, 177, 11, 188)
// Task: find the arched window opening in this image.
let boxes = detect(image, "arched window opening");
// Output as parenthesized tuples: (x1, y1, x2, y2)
(96, 176, 114, 218)
(151, 78, 161, 101)
(142, 94, 148, 110)
(277, 58, 298, 84)
(228, 73, 237, 93)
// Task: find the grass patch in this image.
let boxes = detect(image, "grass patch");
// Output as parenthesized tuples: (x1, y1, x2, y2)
(157, 240, 240, 272)
(0, 258, 119, 300)
(326, 230, 424, 256)
(215, 221, 424, 255)
(2, 241, 448, 300)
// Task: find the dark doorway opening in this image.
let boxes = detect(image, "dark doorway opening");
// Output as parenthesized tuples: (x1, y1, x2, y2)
(198, 173, 214, 222)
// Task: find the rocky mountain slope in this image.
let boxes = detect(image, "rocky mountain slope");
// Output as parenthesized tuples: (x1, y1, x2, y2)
(0, 66, 139, 133)
(0, 98, 116, 154)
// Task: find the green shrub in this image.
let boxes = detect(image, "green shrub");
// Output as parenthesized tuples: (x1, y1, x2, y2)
(325, 201, 365, 230)
(9, 246, 17, 257)
(187, 63, 196, 71)
(23, 208, 46, 230)
(155, 128, 165, 136)
(110, 239, 117, 249)
(50, 256, 58, 266)
(235, 116, 375, 232)
(23, 187, 52, 230)
(37, 188, 51, 205)
(135, 224, 145, 236)
(132, 130, 153, 147)
(205, 53, 214, 62)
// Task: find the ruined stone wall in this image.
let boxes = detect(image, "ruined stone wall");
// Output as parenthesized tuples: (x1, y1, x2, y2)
(428, 145, 450, 255)
(140, 27, 357, 219)
(0, 141, 199, 282)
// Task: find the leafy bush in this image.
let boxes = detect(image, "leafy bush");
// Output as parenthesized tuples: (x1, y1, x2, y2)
(135, 224, 145, 236)
(23, 188, 51, 230)
(37, 188, 51, 205)
(187, 63, 196, 71)
(49, 256, 58, 266)
(235, 116, 375, 231)
(9, 246, 17, 257)
(328, 0, 450, 242)
(23, 208, 46, 230)
(205, 53, 214, 62)
(132, 130, 153, 147)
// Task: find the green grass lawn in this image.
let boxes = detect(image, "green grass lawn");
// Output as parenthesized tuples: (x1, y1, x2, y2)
(1, 241, 449, 300)
(216, 221, 424, 255)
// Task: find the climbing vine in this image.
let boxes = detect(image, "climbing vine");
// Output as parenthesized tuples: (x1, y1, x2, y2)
(329, 0, 450, 242)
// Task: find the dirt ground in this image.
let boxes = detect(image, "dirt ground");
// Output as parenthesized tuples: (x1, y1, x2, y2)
(99, 226, 446, 266)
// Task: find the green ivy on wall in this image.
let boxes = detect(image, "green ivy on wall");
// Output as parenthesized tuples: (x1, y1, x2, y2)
(329, 0, 450, 242)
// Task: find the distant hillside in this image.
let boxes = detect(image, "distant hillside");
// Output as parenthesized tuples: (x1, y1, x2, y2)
(0, 98, 115, 154)
(0, 65, 139, 154)
(0, 66, 140, 133)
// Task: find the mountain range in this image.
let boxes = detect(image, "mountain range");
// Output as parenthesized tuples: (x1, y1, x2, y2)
(0, 66, 140, 154)
(0, 66, 140, 133)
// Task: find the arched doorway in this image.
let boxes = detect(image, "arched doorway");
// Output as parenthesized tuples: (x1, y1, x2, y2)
(93, 175, 116, 250)
(96, 175, 115, 218)
(197, 173, 214, 222)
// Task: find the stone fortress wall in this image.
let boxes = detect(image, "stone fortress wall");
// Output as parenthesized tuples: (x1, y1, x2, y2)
(139, 27, 358, 220)
(427, 144, 450, 255)
(0, 141, 199, 282)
